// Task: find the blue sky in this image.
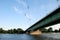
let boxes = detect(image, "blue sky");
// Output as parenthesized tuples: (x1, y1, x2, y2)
(0, 0, 60, 30)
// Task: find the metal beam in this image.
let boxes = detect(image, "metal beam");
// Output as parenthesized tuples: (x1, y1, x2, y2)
(25, 7, 60, 33)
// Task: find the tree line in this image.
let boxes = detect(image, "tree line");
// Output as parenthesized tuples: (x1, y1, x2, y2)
(39, 27, 60, 33)
(0, 28, 24, 34)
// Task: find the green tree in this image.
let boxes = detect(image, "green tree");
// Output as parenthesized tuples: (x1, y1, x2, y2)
(13, 29, 17, 33)
(17, 28, 24, 34)
(48, 27, 53, 32)
(0, 28, 24, 34)
(59, 28, 60, 32)
(0, 28, 4, 33)
(7, 29, 13, 34)
(39, 28, 48, 33)
(54, 29, 59, 32)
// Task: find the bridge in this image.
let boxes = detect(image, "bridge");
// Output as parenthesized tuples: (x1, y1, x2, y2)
(25, 7, 60, 35)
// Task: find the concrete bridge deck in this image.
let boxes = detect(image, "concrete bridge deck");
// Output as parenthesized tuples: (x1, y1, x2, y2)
(25, 7, 60, 35)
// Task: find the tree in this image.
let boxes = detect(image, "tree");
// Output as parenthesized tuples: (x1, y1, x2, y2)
(17, 28, 24, 34)
(39, 28, 48, 33)
(47, 27, 53, 32)
(13, 29, 17, 33)
(54, 29, 59, 32)
(7, 29, 13, 34)
(59, 28, 60, 32)
(0, 28, 4, 33)
(0, 28, 24, 34)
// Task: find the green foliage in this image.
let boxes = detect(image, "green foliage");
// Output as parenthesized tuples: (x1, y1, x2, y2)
(54, 29, 59, 32)
(17, 28, 24, 33)
(59, 28, 60, 32)
(47, 27, 53, 32)
(39, 27, 60, 33)
(0, 28, 4, 33)
(0, 28, 24, 34)
(39, 28, 48, 33)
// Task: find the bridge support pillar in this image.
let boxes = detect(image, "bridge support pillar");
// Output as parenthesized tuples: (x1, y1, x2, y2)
(30, 30, 42, 35)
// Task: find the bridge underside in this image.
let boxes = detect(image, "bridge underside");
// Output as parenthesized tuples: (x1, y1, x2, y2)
(25, 7, 60, 33)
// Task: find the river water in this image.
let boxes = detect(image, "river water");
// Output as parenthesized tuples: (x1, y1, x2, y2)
(0, 33, 60, 40)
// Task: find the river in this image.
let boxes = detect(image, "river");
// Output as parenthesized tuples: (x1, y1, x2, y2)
(0, 33, 60, 40)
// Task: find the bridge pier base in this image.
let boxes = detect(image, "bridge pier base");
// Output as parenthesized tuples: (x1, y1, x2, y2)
(30, 30, 42, 35)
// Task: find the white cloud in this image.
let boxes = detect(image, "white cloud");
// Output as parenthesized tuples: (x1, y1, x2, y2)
(13, 6, 23, 14)
(13, 0, 34, 21)
(13, 7, 19, 12)
(46, 23, 60, 31)
(51, 23, 60, 30)
(13, 6, 34, 20)
(17, 0, 29, 9)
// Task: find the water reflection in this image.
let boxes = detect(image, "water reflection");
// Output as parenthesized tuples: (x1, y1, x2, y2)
(0, 34, 60, 40)
(18, 34, 35, 40)
(0, 34, 35, 40)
